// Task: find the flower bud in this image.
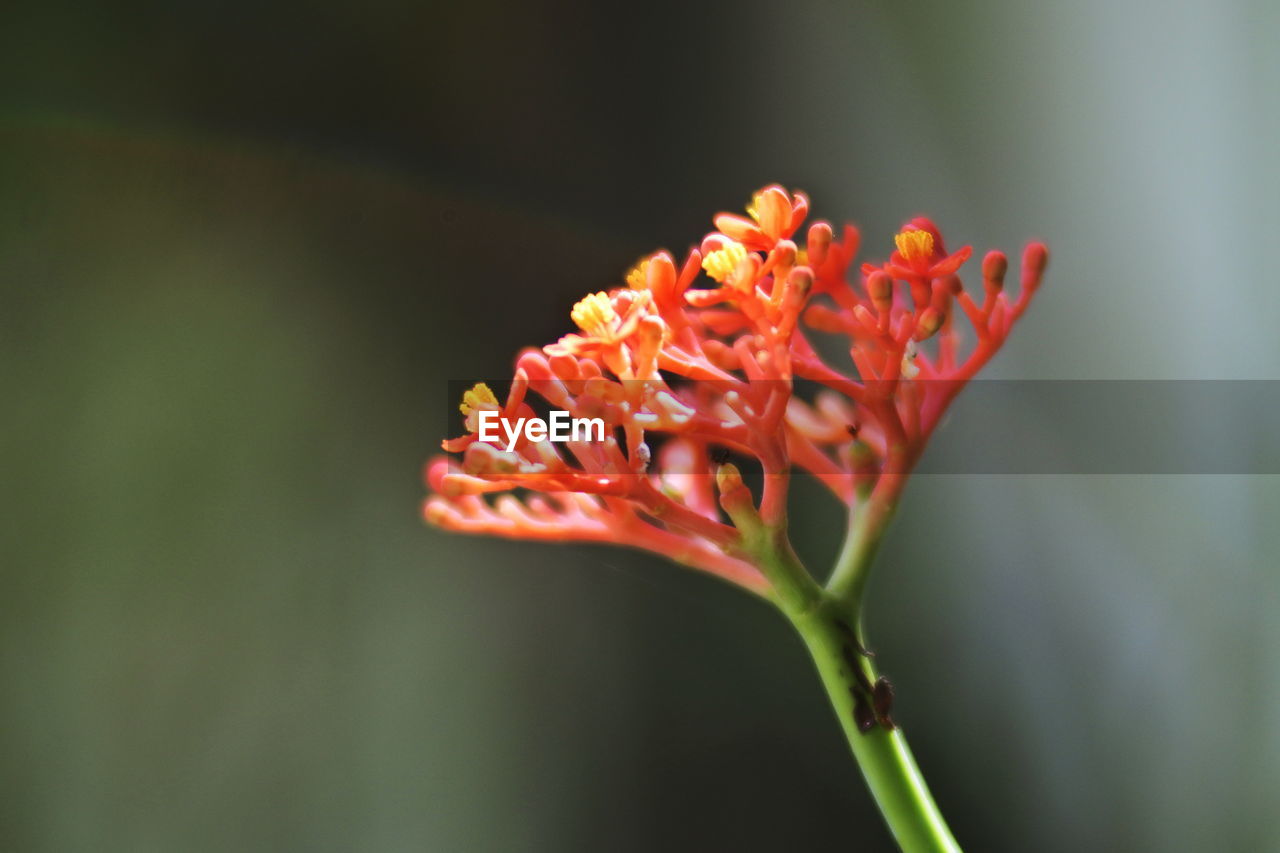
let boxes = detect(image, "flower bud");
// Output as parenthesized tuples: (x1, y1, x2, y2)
(715, 461, 744, 495)
(424, 457, 450, 492)
(772, 239, 798, 268)
(716, 462, 761, 532)
(637, 314, 666, 347)
(772, 267, 810, 334)
(1022, 242, 1048, 292)
(633, 315, 666, 376)
(982, 250, 1008, 287)
(422, 498, 455, 526)
(866, 270, 893, 313)
(646, 251, 677, 300)
(914, 306, 942, 340)
(806, 221, 833, 269)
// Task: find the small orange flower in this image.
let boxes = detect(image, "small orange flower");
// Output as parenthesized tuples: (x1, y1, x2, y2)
(713, 185, 809, 252)
(880, 217, 972, 281)
(544, 289, 656, 371)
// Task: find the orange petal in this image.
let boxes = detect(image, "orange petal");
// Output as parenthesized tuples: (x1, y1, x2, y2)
(714, 213, 762, 243)
(755, 186, 791, 240)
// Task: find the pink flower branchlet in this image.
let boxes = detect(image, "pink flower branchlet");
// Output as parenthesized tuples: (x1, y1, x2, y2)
(424, 186, 1048, 603)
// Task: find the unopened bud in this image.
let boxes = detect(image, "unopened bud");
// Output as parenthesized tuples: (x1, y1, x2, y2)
(633, 315, 666, 373)
(772, 239, 797, 268)
(646, 251, 677, 297)
(784, 265, 812, 297)
(637, 314, 666, 346)
(982, 250, 1008, 286)
(776, 267, 813, 337)
(866, 270, 893, 310)
(715, 462, 744, 494)
(1022, 242, 1049, 291)
(716, 462, 761, 533)
(424, 458, 450, 492)
(806, 221, 833, 269)
(915, 306, 942, 340)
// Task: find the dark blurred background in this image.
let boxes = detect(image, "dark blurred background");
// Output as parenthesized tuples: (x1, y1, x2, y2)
(3, 1, 1279, 850)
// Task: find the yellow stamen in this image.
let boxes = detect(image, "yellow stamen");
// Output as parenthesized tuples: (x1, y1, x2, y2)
(894, 229, 934, 263)
(626, 258, 650, 290)
(571, 291, 619, 337)
(745, 191, 764, 222)
(459, 382, 498, 416)
(702, 241, 748, 284)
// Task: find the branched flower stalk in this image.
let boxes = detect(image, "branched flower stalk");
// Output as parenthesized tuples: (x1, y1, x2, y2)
(424, 186, 1047, 852)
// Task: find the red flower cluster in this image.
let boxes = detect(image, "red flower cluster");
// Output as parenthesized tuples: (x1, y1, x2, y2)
(424, 186, 1047, 596)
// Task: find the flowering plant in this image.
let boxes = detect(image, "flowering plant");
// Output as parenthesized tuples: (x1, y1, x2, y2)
(425, 186, 1047, 851)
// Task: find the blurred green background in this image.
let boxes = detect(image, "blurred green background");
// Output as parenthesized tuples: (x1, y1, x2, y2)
(3, 1, 1278, 850)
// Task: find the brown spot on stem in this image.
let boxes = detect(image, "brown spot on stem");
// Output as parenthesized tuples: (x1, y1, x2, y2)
(853, 692, 877, 734)
(873, 677, 896, 730)
(835, 619, 875, 658)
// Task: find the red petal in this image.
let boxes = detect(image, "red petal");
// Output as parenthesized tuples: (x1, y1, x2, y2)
(930, 246, 972, 277)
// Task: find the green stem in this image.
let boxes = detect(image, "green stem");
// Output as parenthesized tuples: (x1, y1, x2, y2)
(754, 488, 957, 851)
(740, 463, 956, 850)
(827, 483, 901, 608)
(789, 599, 961, 853)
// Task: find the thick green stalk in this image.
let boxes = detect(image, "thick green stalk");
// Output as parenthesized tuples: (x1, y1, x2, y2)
(788, 599, 960, 853)
(755, 491, 959, 852)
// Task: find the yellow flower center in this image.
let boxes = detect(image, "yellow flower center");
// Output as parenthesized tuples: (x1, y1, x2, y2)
(459, 382, 498, 416)
(571, 292, 619, 338)
(626, 259, 650, 290)
(702, 241, 748, 284)
(894, 229, 934, 263)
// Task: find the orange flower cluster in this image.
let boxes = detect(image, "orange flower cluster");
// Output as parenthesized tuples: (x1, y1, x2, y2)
(424, 186, 1047, 596)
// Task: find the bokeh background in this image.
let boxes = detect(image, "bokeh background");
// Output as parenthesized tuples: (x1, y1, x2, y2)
(3, 1, 1279, 850)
